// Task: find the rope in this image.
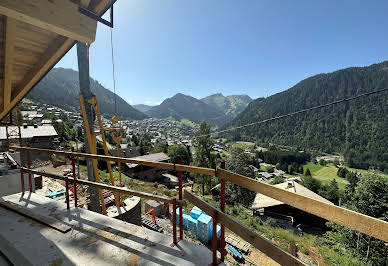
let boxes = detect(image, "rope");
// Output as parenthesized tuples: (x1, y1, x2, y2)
(194, 87, 388, 139)
(110, 27, 117, 114)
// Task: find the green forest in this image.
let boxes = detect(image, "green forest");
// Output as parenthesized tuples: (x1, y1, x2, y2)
(26, 68, 147, 121)
(226, 61, 388, 172)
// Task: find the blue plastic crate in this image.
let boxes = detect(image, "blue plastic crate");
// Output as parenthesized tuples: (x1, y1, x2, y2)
(187, 216, 198, 235)
(170, 207, 185, 226)
(190, 206, 203, 219)
(197, 213, 212, 243)
(182, 214, 190, 229)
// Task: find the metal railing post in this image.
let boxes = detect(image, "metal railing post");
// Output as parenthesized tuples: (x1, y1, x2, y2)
(65, 152, 70, 210)
(178, 156, 183, 241)
(211, 210, 218, 265)
(220, 161, 226, 261)
(71, 147, 78, 208)
(20, 149, 24, 194)
(171, 198, 177, 246)
(27, 144, 32, 192)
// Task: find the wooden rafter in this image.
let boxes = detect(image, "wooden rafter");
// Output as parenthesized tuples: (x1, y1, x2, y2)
(0, 0, 114, 121)
(0, 0, 97, 43)
(2, 17, 16, 112)
(0, 37, 74, 120)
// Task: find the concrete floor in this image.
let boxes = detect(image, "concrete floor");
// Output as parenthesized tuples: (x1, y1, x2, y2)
(0, 192, 224, 266)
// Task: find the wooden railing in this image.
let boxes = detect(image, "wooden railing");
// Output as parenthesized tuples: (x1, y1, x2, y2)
(10, 145, 388, 265)
(21, 167, 186, 207)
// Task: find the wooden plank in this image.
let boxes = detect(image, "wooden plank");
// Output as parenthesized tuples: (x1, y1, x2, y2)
(218, 169, 388, 242)
(0, 200, 71, 233)
(0, 234, 32, 266)
(0, 0, 97, 43)
(10, 145, 215, 176)
(2, 17, 16, 111)
(184, 190, 307, 266)
(0, 0, 113, 121)
(22, 167, 186, 207)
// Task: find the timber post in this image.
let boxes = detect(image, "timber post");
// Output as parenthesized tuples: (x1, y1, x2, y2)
(76, 41, 101, 213)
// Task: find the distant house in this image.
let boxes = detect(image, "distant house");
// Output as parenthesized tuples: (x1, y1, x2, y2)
(261, 172, 273, 179)
(251, 181, 333, 228)
(109, 144, 140, 158)
(0, 125, 58, 152)
(122, 153, 170, 181)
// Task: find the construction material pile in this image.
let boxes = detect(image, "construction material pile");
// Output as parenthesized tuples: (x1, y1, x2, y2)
(172, 206, 221, 243)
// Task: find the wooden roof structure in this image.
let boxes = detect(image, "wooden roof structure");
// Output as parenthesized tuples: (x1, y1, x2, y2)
(0, 0, 115, 121)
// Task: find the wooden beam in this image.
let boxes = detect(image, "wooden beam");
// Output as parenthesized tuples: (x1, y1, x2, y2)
(0, 0, 97, 43)
(2, 17, 16, 111)
(0, 0, 114, 122)
(218, 169, 388, 242)
(184, 190, 307, 266)
(10, 145, 215, 176)
(0, 200, 71, 233)
(93, 0, 114, 15)
(0, 37, 74, 121)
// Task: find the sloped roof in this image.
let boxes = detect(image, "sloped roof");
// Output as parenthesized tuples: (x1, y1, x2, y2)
(125, 153, 170, 168)
(0, 125, 57, 140)
(251, 181, 333, 210)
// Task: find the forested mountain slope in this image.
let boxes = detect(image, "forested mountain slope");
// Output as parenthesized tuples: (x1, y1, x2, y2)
(227, 61, 388, 171)
(133, 104, 153, 113)
(27, 68, 147, 120)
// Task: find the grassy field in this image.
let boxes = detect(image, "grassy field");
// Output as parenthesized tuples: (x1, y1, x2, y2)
(303, 163, 348, 190)
(179, 119, 196, 127)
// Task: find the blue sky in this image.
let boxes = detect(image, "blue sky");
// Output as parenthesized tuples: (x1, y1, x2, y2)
(56, 0, 388, 105)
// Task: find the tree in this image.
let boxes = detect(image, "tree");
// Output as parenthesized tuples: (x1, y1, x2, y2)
(152, 141, 168, 154)
(301, 175, 321, 193)
(324, 174, 388, 265)
(305, 168, 311, 176)
(193, 121, 215, 195)
(132, 135, 139, 146)
(298, 165, 304, 174)
(319, 159, 326, 166)
(322, 178, 339, 205)
(266, 166, 274, 173)
(337, 167, 349, 178)
(287, 164, 294, 174)
(226, 146, 256, 207)
(270, 176, 284, 185)
(167, 145, 190, 165)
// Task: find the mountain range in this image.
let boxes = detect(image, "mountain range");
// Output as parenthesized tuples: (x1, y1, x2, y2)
(26, 68, 147, 120)
(226, 61, 388, 172)
(140, 93, 252, 126)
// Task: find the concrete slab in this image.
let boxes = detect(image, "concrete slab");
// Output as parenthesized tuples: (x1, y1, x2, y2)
(0, 192, 225, 266)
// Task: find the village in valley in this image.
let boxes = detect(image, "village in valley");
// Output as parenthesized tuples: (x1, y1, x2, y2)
(1, 94, 386, 265)
(0, 1, 387, 265)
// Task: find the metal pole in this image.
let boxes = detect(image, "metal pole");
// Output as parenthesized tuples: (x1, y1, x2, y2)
(27, 144, 32, 192)
(65, 171, 70, 210)
(71, 147, 78, 208)
(20, 150, 24, 194)
(178, 156, 183, 241)
(212, 210, 218, 265)
(172, 198, 177, 246)
(220, 161, 226, 261)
